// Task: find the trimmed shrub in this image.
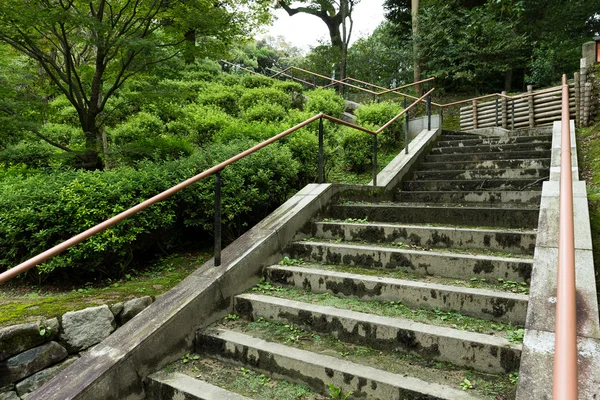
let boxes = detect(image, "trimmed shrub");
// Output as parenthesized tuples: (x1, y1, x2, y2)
(213, 120, 287, 143)
(48, 97, 79, 126)
(355, 101, 404, 147)
(197, 84, 242, 115)
(242, 103, 287, 122)
(240, 74, 275, 88)
(273, 81, 304, 94)
(305, 89, 345, 118)
(178, 104, 234, 144)
(239, 87, 291, 111)
(115, 136, 195, 165)
(338, 127, 373, 172)
(110, 112, 164, 146)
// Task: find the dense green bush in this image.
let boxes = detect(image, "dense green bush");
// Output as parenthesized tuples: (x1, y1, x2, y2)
(242, 103, 287, 122)
(0, 141, 79, 169)
(305, 89, 346, 118)
(213, 120, 287, 143)
(110, 112, 164, 146)
(197, 84, 242, 115)
(355, 101, 404, 147)
(115, 136, 196, 165)
(177, 104, 234, 144)
(48, 97, 80, 126)
(239, 87, 292, 110)
(338, 127, 373, 172)
(273, 81, 304, 94)
(0, 141, 299, 282)
(240, 74, 275, 88)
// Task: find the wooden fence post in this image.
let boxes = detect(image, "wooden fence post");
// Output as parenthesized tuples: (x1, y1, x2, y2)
(574, 72, 581, 127)
(583, 82, 592, 127)
(472, 100, 478, 129)
(527, 85, 535, 128)
(501, 91, 508, 129)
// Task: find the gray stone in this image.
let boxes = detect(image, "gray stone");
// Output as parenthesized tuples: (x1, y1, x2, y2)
(582, 41, 597, 70)
(0, 391, 20, 400)
(118, 296, 153, 325)
(0, 323, 47, 361)
(15, 356, 77, 397)
(0, 342, 67, 385)
(42, 319, 59, 341)
(109, 302, 123, 317)
(60, 305, 116, 353)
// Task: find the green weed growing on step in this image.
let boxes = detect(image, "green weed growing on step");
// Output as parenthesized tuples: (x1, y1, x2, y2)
(181, 353, 200, 364)
(252, 277, 283, 293)
(328, 383, 352, 399)
(343, 217, 368, 224)
(460, 378, 473, 391)
(279, 257, 304, 266)
(509, 372, 519, 384)
(506, 328, 524, 344)
(224, 314, 240, 321)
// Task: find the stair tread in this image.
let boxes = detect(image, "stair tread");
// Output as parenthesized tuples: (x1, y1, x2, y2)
(148, 371, 252, 400)
(335, 201, 540, 209)
(316, 220, 538, 234)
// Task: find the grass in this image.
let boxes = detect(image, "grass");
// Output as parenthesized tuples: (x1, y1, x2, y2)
(327, 142, 404, 185)
(215, 317, 518, 399)
(577, 121, 600, 313)
(0, 251, 209, 327)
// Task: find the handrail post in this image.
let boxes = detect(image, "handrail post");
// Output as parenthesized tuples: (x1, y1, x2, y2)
(214, 170, 222, 267)
(404, 96, 409, 154)
(318, 117, 324, 184)
(427, 89, 432, 131)
(372, 134, 378, 186)
(495, 96, 499, 127)
(511, 99, 515, 130)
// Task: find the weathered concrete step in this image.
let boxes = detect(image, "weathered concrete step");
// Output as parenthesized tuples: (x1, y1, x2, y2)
(286, 241, 532, 282)
(402, 178, 544, 192)
(196, 328, 483, 400)
(412, 168, 549, 181)
(234, 294, 522, 374)
(265, 265, 528, 325)
(436, 135, 552, 148)
(146, 371, 251, 400)
(313, 221, 537, 254)
(430, 142, 551, 155)
(418, 158, 551, 171)
(425, 150, 550, 162)
(396, 190, 541, 205)
(329, 203, 540, 229)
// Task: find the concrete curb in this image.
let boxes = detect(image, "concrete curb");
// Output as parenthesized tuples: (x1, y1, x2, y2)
(146, 371, 252, 400)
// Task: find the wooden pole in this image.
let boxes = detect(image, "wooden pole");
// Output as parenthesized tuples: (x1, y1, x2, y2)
(527, 85, 535, 128)
(574, 72, 581, 127)
(473, 100, 478, 129)
(501, 91, 508, 129)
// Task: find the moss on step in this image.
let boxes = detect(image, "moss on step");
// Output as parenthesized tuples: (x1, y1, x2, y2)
(249, 284, 522, 338)
(164, 352, 325, 399)
(214, 317, 518, 399)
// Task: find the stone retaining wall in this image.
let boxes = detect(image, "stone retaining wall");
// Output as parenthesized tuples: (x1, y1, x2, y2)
(0, 296, 154, 399)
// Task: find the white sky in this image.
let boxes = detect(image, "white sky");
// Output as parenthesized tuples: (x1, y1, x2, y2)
(260, 0, 386, 53)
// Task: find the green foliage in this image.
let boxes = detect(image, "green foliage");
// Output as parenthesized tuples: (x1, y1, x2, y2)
(273, 81, 303, 94)
(305, 89, 345, 118)
(240, 74, 275, 88)
(507, 328, 525, 344)
(0, 141, 79, 169)
(338, 127, 373, 172)
(239, 87, 292, 111)
(197, 84, 242, 115)
(242, 103, 287, 122)
(355, 101, 403, 147)
(110, 112, 164, 146)
(175, 104, 234, 144)
(328, 383, 352, 399)
(460, 378, 473, 391)
(115, 136, 196, 165)
(279, 257, 303, 266)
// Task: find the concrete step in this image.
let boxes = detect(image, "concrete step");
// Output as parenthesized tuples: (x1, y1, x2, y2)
(396, 190, 541, 205)
(234, 294, 522, 374)
(313, 221, 537, 255)
(265, 265, 528, 325)
(402, 178, 545, 192)
(285, 241, 532, 282)
(425, 149, 550, 162)
(329, 203, 540, 229)
(196, 328, 483, 400)
(418, 158, 551, 171)
(146, 371, 251, 400)
(412, 168, 549, 180)
(436, 135, 552, 148)
(430, 142, 551, 155)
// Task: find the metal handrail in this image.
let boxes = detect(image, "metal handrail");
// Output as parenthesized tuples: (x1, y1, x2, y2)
(0, 88, 434, 282)
(552, 74, 578, 399)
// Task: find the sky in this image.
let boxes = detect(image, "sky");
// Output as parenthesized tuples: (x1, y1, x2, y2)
(261, 0, 386, 53)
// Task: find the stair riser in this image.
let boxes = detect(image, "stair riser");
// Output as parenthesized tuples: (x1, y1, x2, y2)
(418, 159, 551, 171)
(430, 143, 551, 155)
(425, 150, 550, 162)
(402, 179, 544, 191)
(314, 223, 536, 255)
(413, 169, 549, 180)
(195, 331, 468, 400)
(266, 267, 528, 325)
(395, 191, 542, 205)
(234, 296, 521, 374)
(436, 136, 552, 147)
(146, 374, 251, 400)
(286, 243, 532, 282)
(329, 205, 540, 229)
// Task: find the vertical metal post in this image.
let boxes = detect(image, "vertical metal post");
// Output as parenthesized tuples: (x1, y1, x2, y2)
(214, 170, 222, 267)
(495, 96, 499, 127)
(313, 76, 317, 88)
(404, 96, 409, 154)
(373, 92, 376, 102)
(427, 91, 432, 131)
(372, 135, 378, 186)
(342, 83, 346, 99)
(511, 100, 515, 130)
(318, 117, 324, 184)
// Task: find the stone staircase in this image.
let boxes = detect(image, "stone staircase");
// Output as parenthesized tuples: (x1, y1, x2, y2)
(146, 130, 552, 399)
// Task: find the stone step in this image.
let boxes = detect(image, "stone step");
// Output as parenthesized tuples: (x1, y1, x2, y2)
(402, 178, 544, 192)
(285, 241, 532, 282)
(265, 265, 528, 325)
(195, 328, 483, 400)
(430, 142, 551, 155)
(436, 135, 552, 148)
(233, 294, 522, 374)
(396, 190, 541, 205)
(146, 371, 251, 400)
(313, 221, 537, 254)
(412, 168, 549, 181)
(425, 150, 550, 163)
(329, 203, 540, 229)
(418, 158, 551, 171)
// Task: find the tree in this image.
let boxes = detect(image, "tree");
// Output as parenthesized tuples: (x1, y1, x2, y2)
(0, 0, 270, 169)
(276, 0, 359, 82)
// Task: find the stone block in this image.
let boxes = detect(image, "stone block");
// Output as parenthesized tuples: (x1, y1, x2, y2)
(582, 41, 597, 70)
(60, 305, 116, 353)
(118, 296, 153, 325)
(0, 392, 19, 400)
(109, 302, 123, 317)
(15, 356, 77, 397)
(0, 342, 67, 386)
(0, 323, 47, 362)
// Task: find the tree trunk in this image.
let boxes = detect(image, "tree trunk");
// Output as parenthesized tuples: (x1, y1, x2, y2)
(504, 69, 513, 93)
(184, 30, 196, 64)
(412, 0, 422, 95)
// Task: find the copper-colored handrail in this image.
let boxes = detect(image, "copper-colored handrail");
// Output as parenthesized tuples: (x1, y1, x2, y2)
(376, 89, 434, 134)
(552, 74, 578, 399)
(376, 77, 436, 96)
